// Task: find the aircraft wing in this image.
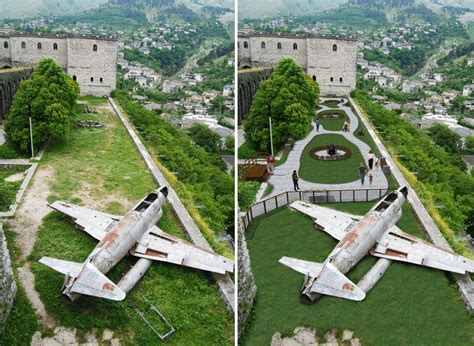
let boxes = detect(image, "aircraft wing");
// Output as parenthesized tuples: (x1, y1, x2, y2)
(371, 226, 474, 274)
(290, 201, 360, 240)
(130, 225, 234, 275)
(49, 201, 121, 241)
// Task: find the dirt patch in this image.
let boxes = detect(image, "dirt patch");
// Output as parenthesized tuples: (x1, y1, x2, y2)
(4, 171, 25, 182)
(10, 165, 54, 258)
(17, 264, 55, 329)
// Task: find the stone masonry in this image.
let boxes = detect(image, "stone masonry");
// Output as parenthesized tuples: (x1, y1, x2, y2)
(238, 33, 358, 96)
(0, 33, 118, 97)
(0, 222, 16, 331)
(238, 212, 256, 338)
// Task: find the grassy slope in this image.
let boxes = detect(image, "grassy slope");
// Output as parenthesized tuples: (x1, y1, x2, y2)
(243, 203, 473, 345)
(299, 134, 365, 184)
(10, 98, 231, 344)
(0, 167, 24, 211)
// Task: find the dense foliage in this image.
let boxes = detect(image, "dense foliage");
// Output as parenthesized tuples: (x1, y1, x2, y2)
(244, 58, 319, 151)
(4, 59, 79, 152)
(113, 90, 233, 234)
(363, 20, 468, 76)
(187, 123, 222, 153)
(353, 90, 474, 236)
(438, 41, 474, 66)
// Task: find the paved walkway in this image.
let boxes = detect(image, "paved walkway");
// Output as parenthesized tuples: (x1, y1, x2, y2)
(265, 99, 388, 199)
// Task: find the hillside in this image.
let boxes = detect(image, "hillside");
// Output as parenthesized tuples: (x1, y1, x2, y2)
(238, 0, 474, 19)
(0, 0, 106, 19)
(238, 0, 344, 19)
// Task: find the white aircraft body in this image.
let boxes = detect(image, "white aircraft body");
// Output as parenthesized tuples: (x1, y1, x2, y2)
(280, 186, 474, 303)
(40, 186, 234, 302)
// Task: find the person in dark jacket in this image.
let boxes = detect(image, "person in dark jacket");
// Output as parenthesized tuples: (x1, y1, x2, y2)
(292, 170, 300, 191)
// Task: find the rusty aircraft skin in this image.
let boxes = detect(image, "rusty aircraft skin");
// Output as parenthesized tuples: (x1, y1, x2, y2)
(280, 186, 474, 303)
(39, 186, 234, 302)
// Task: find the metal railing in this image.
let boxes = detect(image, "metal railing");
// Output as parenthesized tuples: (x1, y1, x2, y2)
(241, 188, 388, 230)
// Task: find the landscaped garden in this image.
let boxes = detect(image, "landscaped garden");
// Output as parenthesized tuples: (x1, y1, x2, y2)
(316, 109, 349, 131)
(299, 134, 365, 184)
(242, 202, 473, 345)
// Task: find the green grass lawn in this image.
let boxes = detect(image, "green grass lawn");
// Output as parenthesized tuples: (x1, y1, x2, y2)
(77, 95, 108, 105)
(0, 167, 25, 211)
(321, 100, 341, 108)
(299, 134, 366, 184)
(316, 109, 349, 131)
(2, 100, 233, 344)
(261, 183, 274, 198)
(274, 148, 290, 167)
(243, 202, 473, 345)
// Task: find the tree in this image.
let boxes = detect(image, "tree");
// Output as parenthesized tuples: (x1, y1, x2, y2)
(465, 135, 474, 150)
(187, 123, 221, 153)
(225, 135, 234, 151)
(243, 58, 319, 150)
(426, 124, 462, 154)
(5, 58, 79, 152)
(450, 95, 466, 113)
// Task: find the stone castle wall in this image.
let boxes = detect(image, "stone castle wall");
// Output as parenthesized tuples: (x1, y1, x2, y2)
(237, 216, 257, 338)
(238, 68, 272, 125)
(0, 68, 33, 122)
(0, 223, 16, 331)
(238, 34, 358, 97)
(0, 35, 117, 97)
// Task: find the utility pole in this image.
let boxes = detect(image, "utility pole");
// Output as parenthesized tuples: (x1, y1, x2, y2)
(29, 117, 34, 159)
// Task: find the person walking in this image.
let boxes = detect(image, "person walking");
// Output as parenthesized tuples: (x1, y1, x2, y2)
(367, 150, 375, 170)
(359, 163, 367, 186)
(343, 120, 349, 132)
(292, 170, 300, 191)
(316, 118, 320, 132)
(266, 154, 275, 175)
(368, 172, 373, 186)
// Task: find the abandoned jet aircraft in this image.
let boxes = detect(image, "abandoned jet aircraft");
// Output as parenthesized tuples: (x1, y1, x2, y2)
(280, 186, 474, 303)
(39, 186, 234, 302)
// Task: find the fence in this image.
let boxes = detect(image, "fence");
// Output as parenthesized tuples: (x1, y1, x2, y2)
(241, 188, 388, 230)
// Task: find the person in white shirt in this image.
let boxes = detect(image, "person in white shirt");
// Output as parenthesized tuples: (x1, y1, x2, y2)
(367, 150, 375, 170)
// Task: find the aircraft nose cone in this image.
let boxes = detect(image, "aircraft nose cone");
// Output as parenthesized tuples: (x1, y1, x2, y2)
(159, 186, 169, 197)
(399, 186, 408, 197)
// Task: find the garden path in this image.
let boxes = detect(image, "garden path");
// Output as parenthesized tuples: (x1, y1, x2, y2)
(264, 98, 388, 199)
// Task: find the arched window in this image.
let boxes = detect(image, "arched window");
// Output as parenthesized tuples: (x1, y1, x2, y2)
(243, 41, 248, 49)
(90, 77, 94, 82)
(100, 77, 103, 83)
(261, 41, 266, 49)
(333, 44, 337, 52)
(277, 42, 282, 49)
(293, 43, 298, 50)
(93, 44, 98, 52)
(340, 77, 343, 83)
(3, 41, 8, 49)
(73, 75, 77, 81)
(330, 77, 334, 82)
(53, 43, 58, 50)
(21, 42, 26, 49)
(312, 75, 316, 81)
(37, 42, 42, 49)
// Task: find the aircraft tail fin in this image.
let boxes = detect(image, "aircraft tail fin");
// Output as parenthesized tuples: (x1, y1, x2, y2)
(311, 262, 366, 301)
(39, 256, 83, 277)
(279, 257, 366, 301)
(279, 256, 324, 277)
(39, 257, 126, 301)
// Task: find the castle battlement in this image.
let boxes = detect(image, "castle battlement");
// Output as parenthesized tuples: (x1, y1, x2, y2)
(0, 33, 118, 97)
(238, 33, 359, 96)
